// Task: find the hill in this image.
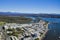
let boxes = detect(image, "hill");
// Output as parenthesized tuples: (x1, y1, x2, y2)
(0, 12, 60, 18)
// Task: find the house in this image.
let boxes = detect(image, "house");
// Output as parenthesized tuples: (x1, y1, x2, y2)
(6, 36, 19, 40)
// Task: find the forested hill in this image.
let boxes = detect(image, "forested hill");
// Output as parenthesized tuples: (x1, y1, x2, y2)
(0, 12, 60, 18)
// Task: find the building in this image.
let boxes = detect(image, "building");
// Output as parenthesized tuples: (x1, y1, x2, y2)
(2, 20, 49, 40)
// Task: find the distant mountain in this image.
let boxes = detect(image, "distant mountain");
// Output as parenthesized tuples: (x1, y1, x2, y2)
(0, 12, 37, 16)
(0, 12, 60, 18)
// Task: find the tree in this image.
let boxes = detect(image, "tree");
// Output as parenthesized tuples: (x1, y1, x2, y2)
(35, 38, 39, 40)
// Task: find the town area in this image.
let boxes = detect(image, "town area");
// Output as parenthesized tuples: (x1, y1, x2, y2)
(0, 20, 48, 40)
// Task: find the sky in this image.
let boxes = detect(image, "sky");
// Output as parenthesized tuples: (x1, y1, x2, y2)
(0, 0, 60, 14)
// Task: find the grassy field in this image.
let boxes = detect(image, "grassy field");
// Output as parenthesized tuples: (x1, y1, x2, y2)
(0, 22, 5, 26)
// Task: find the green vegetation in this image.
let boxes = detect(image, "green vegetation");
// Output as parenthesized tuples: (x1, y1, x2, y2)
(12, 31, 19, 37)
(0, 22, 5, 26)
(0, 16, 32, 23)
(6, 28, 15, 31)
(39, 32, 43, 37)
(35, 38, 39, 40)
(16, 28, 24, 34)
(7, 28, 24, 37)
(43, 21, 48, 27)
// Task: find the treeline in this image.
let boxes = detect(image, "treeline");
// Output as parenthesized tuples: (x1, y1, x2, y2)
(0, 16, 32, 23)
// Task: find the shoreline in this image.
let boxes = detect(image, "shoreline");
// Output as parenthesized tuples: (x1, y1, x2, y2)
(41, 29, 49, 40)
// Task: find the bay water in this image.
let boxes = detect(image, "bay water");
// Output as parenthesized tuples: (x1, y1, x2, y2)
(42, 18, 60, 40)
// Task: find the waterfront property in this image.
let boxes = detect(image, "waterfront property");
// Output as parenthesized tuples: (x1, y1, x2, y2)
(1, 20, 48, 40)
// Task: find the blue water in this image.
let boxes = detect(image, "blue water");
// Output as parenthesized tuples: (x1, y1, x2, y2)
(42, 18, 60, 40)
(42, 18, 60, 23)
